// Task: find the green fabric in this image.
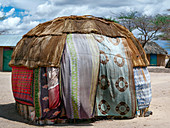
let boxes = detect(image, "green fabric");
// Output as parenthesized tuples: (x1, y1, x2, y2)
(34, 68, 40, 118)
(67, 34, 79, 118)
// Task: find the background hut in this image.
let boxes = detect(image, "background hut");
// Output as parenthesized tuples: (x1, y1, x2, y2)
(142, 41, 168, 66)
(166, 59, 170, 68)
(0, 35, 22, 71)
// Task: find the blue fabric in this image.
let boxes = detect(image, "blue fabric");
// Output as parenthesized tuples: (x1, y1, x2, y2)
(133, 67, 152, 109)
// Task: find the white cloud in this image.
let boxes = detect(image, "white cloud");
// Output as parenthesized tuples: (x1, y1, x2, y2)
(0, 0, 47, 11)
(5, 8, 15, 16)
(0, 11, 4, 17)
(1, 17, 20, 28)
(0, 17, 21, 33)
(0, 16, 39, 34)
(0, 0, 169, 34)
(15, 20, 40, 34)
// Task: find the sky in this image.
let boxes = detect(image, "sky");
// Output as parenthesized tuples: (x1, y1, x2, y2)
(0, 0, 169, 35)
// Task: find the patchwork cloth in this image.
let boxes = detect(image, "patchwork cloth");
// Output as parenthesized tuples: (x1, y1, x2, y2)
(12, 66, 34, 106)
(94, 34, 136, 118)
(47, 67, 61, 109)
(133, 67, 152, 110)
(60, 34, 100, 119)
(33, 67, 61, 120)
(16, 102, 59, 125)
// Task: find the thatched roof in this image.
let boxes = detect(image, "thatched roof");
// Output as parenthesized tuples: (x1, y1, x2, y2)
(142, 41, 168, 55)
(9, 15, 149, 68)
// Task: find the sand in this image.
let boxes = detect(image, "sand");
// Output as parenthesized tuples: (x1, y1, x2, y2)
(0, 71, 170, 128)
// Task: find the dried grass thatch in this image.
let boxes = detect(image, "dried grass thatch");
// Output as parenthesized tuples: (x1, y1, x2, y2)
(142, 41, 168, 55)
(9, 15, 149, 68)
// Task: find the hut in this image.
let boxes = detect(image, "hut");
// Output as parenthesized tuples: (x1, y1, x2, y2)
(9, 15, 152, 124)
(142, 41, 168, 66)
(0, 35, 22, 71)
(166, 59, 170, 68)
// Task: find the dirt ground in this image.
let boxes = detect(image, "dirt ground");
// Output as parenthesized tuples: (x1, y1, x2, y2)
(0, 71, 170, 128)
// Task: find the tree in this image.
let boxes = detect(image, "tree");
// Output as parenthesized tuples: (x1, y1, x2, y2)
(113, 11, 169, 47)
(134, 14, 169, 47)
(158, 10, 170, 40)
(102, 16, 119, 23)
(116, 11, 138, 32)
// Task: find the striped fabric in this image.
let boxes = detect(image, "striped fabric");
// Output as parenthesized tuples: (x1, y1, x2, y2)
(12, 66, 34, 106)
(94, 34, 136, 118)
(60, 34, 100, 119)
(133, 67, 152, 110)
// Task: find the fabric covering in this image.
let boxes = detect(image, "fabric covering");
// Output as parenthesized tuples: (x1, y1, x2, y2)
(94, 34, 136, 117)
(16, 102, 60, 124)
(60, 34, 100, 119)
(133, 67, 152, 110)
(47, 67, 61, 109)
(33, 67, 61, 120)
(12, 66, 34, 106)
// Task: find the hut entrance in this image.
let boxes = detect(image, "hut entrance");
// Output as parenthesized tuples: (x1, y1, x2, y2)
(150, 54, 157, 66)
(3, 48, 13, 71)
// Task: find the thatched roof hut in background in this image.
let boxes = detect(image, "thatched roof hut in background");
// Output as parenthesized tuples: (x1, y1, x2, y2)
(142, 41, 168, 66)
(9, 15, 152, 124)
(166, 59, 170, 68)
(0, 35, 22, 71)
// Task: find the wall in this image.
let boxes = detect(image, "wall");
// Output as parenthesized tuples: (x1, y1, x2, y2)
(147, 54, 150, 65)
(0, 47, 3, 71)
(147, 54, 166, 66)
(157, 54, 166, 66)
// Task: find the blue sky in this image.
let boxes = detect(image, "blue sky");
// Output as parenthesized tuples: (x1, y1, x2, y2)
(1, 6, 26, 18)
(0, 0, 169, 35)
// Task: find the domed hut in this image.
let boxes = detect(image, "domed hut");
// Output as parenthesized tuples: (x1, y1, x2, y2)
(9, 15, 152, 124)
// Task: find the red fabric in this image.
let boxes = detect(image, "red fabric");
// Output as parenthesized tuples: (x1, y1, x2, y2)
(49, 84, 60, 109)
(12, 66, 33, 106)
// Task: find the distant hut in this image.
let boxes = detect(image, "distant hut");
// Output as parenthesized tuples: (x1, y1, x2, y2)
(9, 15, 152, 124)
(142, 41, 168, 66)
(166, 59, 170, 68)
(0, 35, 22, 71)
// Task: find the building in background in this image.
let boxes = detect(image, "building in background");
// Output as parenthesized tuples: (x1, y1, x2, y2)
(0, 35, 22, 71)
(166, 58, 170, 68)
(142, 41, 168, 66)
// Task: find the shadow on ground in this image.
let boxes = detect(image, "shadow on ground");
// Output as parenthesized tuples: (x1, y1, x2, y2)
(0, 103, 93, 127)
(0, 103, 29, 124)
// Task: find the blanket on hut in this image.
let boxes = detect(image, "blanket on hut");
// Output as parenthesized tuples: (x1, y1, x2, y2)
(94, 34, 136, 118)
(60, 34, 100, 119)
(12, 66, 34, 106)
(47, 67, 61, 109)
(133, 67, 152, 110)
(33, 67, 61, 120)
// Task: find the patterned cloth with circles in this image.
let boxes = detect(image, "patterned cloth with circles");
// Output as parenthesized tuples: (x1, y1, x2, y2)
(95, 34, 136, 118)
